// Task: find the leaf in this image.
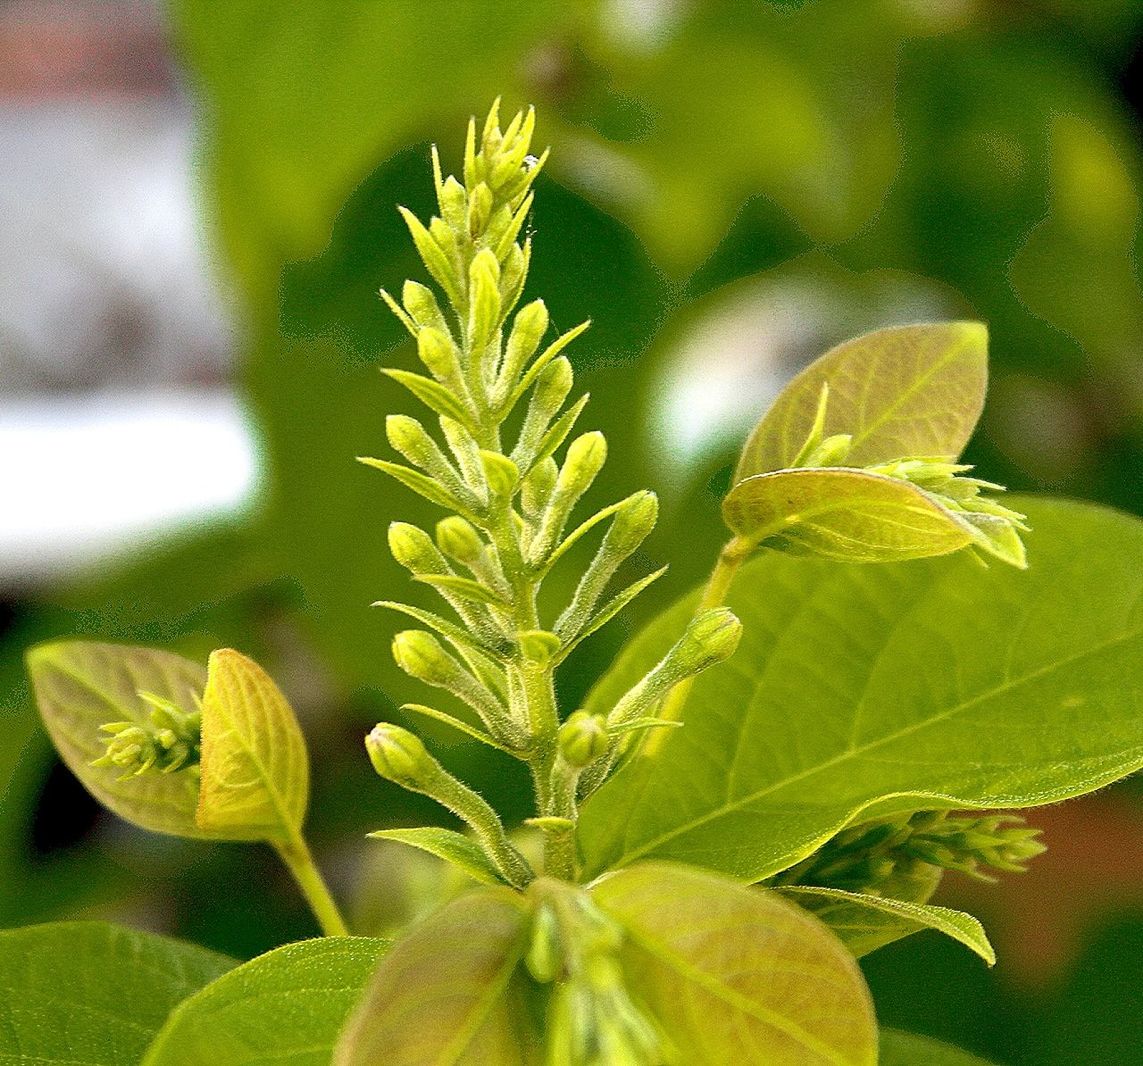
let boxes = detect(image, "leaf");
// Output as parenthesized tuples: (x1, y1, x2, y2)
(880, 1030, 997, 1065)
(591, 863, 877, 1066)
(368, 827, 505, 886)
(334, 887, 538, 1065)
(722, 468, 975, 559)
(382, 367, 473, 426)
(143, 937, 388, 1066)
(578, 499, 1143, 882)
(25, 640, 213, 838)
(0, 921, 233, 1064)
(780, 887, 995, 965)
(412, 573, 511, 607)
(734, 322, 988, 480)
(196, 649, 309, 842)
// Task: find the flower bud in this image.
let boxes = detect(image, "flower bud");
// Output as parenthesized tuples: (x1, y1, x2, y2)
(435, 516, 484, 564)
(518, 629, 562, 664)
(365, 723, 433, 788)
(673, 608, 742, 675)
(468, 249, 502, 349)
(505, 299, 548, 371)
(805, 433, 853, 468)
(558, 711, 609, 769)
(402, 280, 446, 332)
(392, 630, 458, 687)
(438, 174, 466, 231)
(607, 490, 658, 556)
(386, 414, 432, 462)
(416, 327, 459, 381)
(557, 432, 607, 496)
(522, 456, 558, 515)
(534, 356, 573, 413)
(387, 521, 444, 574)
(480, 450, 519, 497)
(467, 181, 493, 237)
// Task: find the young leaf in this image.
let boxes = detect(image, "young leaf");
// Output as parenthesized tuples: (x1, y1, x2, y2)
(369, 827, 506, 886)
(196, 649, 309, 842)
(25, 640, 213, 838)
(0, 921, 233, 1064)
(880, 1030, 997, 1065)
(780, 886, 995, 965)
(578, 499, 1143, 882)
(735, 322, 988, 479)
(591, 863, 877, 1065)
(334, 887, 537, 1065)
(723, 468, 975, 560)
(142, 937, 388, 1066)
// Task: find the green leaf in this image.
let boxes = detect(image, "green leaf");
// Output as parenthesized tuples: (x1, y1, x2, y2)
(880, 1030, 997, 1065)
(734, 322, 988, 480)
(25, 640, 213, 838)
(780, 887, 995, 965)
(143, 937, 388, 1066)
(723, 468, 975, 559)
(591, 863, 877, 1065)
(196, 649, 309, 842)
(334, 887, 538, 1065)
(579, 499, 1143, 882)
(0, 921, 233, 1064)
(368, 827, 505, 886)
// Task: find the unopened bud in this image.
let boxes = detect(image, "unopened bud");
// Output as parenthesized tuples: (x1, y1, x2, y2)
(607, 490, 658, 556)
(438, 175, 466, 230)
(505, 299, 548, 368)
(386, 414, 433, 462)
(416, 327, 459, 380)
(480, 450, 519, 497)
(558, 711, 609, 769)
(428, 216, 458, 260)
(435, 516, 483, 564)
(467, 181, 493, 237)
(387, 522, 443, 574)
(402, 280, 446, 331)
(558, 432, 607, 496)
(805, 433, 853, 468)
(518, 629, 562, 664)
(392, 630, 459, 687)
(468, 249, 502, 348)
(365, 723, 433, 788)
(533, 356, 573, 413)
(673, 608, 743, 674)
(522, 456, 558, 515)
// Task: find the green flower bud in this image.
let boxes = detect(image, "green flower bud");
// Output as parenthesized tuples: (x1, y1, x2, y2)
(387, 521, 445, 574)
(435, 515, 484, 564)
(804, 433, 853, 468)
(673, 608, 743, 675)
(416, 326, 459, 381)
(480, 450, 519, 498)
(558, 432, 607, 496)
(499, 241, 527, 308)
(438, 174, 466, 231)
(522, 456, 558, 516)
(468, 249, 502, 349)
(392, 630, 459, 687)
(401, 280, 447, 332)
(467, 181, 493, 238)
(607, 490, 658, 556)
(92, 692, 202, 780)
(518, 629, 562, 664)
(558, 711, 609, 769)
(428, 215, 458, 262)
(386, 414, 431, 462)
(503, 299, 548, 378)
(365, 722, 433, 788)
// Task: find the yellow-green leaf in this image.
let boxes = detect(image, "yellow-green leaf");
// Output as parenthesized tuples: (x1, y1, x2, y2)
(591, 863, 877, 1066)
(723, 468, 975, 560)
(334, 887, 538, 1065)
(25, 640, 212, 838)
(735, 322, 988, 480)
(196, 648, 309, 842)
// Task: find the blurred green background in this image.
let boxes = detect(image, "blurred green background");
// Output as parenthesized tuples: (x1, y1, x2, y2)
(2, 1, 1142, 1061)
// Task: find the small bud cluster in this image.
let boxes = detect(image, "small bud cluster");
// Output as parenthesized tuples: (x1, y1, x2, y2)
(794, 383, 1029, 567)
(91, 691, 201, 781)
(361, 102, 742, 885)
(527, 893, 663, 1065)
(773, 810, 1047, 899)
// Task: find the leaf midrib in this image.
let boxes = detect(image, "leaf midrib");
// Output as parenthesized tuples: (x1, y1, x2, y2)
(610, 621, 1143, 870)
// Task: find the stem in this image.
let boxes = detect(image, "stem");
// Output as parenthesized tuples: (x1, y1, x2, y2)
(274, 831, 350, 937)
(639, 535, 750, 757)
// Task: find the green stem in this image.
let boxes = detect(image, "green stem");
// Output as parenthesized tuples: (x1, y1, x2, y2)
(639, 535, 750, 757)
(274, 832, 350, 937)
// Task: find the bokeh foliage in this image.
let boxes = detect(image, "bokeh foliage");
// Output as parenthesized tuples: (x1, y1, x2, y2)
(3, 1, 1142, 1060)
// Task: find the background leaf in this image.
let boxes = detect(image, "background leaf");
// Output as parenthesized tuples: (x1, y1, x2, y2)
(0, 921, 233, 1064)
(25, 641, 212, 839)
(781, 887, 994, 965)
(143, 936, 388, 1066)
(722, 468, 974, 559)
(196, 648, 308, 841)
(578, 498, 1143, 881)
(334, 887, 538, 1065)
(591, 863, 877, 1066)
(734, 323, 988, 480)
(368, 827, 505, 886)
(880, 1029, 997, 1065)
